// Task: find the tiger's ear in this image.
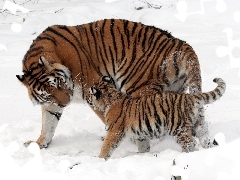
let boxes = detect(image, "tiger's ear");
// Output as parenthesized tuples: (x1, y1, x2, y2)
(16, 75, 25, 82)
(102, 76, 115, 84)
(38, 56, 44, 67)
(38, 56, 51, 68)
(16, 74, 27, 86)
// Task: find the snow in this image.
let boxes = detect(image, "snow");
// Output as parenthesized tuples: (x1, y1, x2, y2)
(0, 0, 240, 179)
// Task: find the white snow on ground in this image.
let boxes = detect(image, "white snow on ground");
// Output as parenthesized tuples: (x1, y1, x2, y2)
(0, 0, 240, 179)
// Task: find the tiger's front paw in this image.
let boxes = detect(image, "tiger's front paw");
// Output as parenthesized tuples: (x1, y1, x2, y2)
(24, 140, 51, 149)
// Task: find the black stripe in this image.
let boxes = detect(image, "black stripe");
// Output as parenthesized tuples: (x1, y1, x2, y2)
(36, 36, 57, 46)
(131, 38, 137, 62)
(123, 20, 130, 49)
(131, 22, 138, 35)
(148, 28, 156, 45)
(119, 29, 126, 64)
(137, 100, 143, 133)
(144, 98, 153, 137)
(141, 26, 150, 52)
(110, 19, 118, 68)
(131, 126, 136, 134)
(137, 26, 143, 43)
(145, 115, 153, 137)
(99, 49, 111, 78)
(173, 41, 181, 77)
(168, 94, 176, 135)
(175, 95, 184, 136)
(109, 46, 116, 76)
(153, 96, 162, 134)
(47, 110, 62, 121)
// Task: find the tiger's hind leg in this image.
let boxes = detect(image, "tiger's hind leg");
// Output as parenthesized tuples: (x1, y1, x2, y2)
(24, 104, 63, 148)
(175, 127, 197, 153)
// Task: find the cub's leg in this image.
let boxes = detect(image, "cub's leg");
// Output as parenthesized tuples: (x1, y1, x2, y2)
(175, 128, 197, 153)
(99, 128, 125, 160)
(24, 104, 63, 148)
(129, 88, 156, 153)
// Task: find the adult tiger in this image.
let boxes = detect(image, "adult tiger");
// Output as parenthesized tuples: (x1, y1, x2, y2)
(16, 19, 203, 151)
(86, 77, 226, 160)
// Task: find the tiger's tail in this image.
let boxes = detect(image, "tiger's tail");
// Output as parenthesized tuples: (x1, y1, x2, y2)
(194, 78, 226, 105)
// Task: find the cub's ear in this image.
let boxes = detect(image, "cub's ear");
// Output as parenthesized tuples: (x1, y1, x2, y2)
(16, 75, 25, 82)
(90, 87, 102, 100)
(90, 87, 97, 94)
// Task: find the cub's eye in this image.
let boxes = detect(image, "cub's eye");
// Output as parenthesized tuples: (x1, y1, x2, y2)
(94, 89, 102, 100)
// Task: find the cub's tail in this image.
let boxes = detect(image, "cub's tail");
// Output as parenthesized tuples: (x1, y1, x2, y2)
(195, 78, 226, 105)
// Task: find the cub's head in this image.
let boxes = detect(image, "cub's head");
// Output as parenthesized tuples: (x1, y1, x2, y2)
(16, 56, 73, 107)
(87, 76, 121, 112)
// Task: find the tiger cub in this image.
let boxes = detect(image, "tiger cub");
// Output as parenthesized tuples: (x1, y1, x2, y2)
(87, 77, 226, 160)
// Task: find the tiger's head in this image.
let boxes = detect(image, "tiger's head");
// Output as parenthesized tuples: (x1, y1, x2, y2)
(16, 56, 74, 107)
(87, 76, 123, 112)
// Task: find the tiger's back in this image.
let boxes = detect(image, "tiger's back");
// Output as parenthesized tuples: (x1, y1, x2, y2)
(23, 19, 201, 99)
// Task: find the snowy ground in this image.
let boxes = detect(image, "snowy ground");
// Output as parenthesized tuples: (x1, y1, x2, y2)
(0, 0, 240, 179)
